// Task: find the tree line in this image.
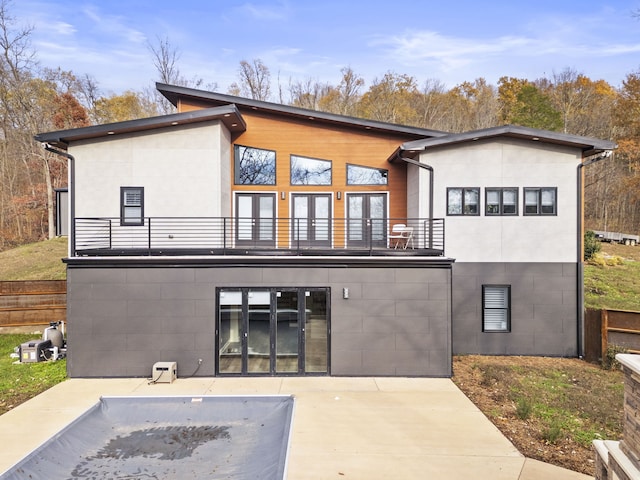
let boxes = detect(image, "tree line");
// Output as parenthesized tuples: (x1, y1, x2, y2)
(0, 0, 638, 250)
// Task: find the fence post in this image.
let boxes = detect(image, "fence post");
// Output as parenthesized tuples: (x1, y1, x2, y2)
(601, 309, 609, 361)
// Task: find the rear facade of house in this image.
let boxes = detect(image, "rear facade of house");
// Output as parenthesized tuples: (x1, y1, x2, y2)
(36, 83, 615, 378)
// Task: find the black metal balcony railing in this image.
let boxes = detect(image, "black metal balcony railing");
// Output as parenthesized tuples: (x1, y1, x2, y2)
(72, 217, 445, 257)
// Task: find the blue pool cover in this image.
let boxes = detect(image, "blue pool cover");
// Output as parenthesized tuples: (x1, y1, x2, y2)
(1, 395, 295, 479)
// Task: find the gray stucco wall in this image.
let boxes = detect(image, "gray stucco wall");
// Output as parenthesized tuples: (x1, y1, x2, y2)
(65, 261, 452, 378)
(452, 262, 578, 356)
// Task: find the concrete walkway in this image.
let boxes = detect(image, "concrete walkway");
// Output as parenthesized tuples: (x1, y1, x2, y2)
(0, 377, 591, 479)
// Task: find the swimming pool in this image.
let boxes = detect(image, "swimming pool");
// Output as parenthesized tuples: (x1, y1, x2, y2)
(1, 395, 294, 479)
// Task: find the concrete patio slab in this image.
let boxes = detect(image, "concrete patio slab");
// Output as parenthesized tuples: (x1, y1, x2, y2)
(0, 377, 592, 480)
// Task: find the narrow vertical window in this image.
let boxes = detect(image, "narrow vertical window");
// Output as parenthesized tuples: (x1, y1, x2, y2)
(120, 187, 144, 226)
(482, 285, 510, 332)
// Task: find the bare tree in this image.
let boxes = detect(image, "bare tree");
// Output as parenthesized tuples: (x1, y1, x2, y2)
(228, 59, 271, 100)
(288, 77, 329, 110)
(147, 36, 216, 114)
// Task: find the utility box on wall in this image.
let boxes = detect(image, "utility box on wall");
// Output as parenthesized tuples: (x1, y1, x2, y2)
(152, 362, 177, 383)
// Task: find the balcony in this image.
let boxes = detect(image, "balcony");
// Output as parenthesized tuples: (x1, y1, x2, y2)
(72, 217, 445, 257)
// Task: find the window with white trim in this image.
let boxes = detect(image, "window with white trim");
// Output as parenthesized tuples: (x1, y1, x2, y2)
(447, 187, 479, 215)
(524, 187, 557, 215)
(486, 188, 518, 215)
(120, 187, 144, 226)
(482, 285, 510, 332)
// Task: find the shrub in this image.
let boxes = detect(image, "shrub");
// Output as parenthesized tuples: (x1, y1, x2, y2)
(542, 421, 563, 444)
(605, 255, 624, 266)
(602, 344, 628, 370)
(516, 397, 533, 420)
(584, 231, 601, 261)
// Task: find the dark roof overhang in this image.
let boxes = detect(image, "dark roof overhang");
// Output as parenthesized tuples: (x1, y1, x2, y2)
(156, 82, 447, 139)
(34, 105, 246, 149)
(396, 125, 617, 158)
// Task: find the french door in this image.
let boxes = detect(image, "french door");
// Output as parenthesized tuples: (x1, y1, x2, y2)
(217, 287, 329, 375)
(291, 194, 331, 248)
(235, 193, 276, 247)
(347, 193, 387, 247)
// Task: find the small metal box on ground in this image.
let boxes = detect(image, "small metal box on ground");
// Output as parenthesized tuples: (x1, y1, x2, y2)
(20, 339, 52, 363)
(152, 362, 177, 383)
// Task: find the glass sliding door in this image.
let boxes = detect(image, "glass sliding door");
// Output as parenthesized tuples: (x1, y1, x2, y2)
(247, 289, 271, 374)
(216, 287, 329, 375)
(304, 290, 328, 373)
(218, 290, 243, 374)
(276, 290, 299, 373)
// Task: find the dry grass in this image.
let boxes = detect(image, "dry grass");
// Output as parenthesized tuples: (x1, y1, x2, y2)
(585, 242, 640, 311)
(0, 237, 67, 280)
(453, 355, 624, 476)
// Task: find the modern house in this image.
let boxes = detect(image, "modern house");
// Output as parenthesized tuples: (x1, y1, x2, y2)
(35, 83, 616, 378)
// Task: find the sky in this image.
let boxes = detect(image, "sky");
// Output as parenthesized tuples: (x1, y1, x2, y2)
(13, 0, 640, 97)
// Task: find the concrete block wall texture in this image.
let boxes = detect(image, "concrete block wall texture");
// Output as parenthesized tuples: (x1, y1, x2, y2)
(451, 262, 578, 356)
(65, 262, 452, 378)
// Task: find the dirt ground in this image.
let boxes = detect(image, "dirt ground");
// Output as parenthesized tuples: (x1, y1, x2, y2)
(452, 355, 624, 477)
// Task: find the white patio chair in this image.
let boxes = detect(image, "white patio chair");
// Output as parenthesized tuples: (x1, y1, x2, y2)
(401, 226, 414, 249)
(389, 224, 407, 249)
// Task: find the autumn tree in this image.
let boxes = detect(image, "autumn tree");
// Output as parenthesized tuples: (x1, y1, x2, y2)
(357, 72, 419, 124)
(543, 68, 615, 138)
(317, 67, 364, 116)
(497, 77, 561, 130)
(600, 70, 640, 233)
(93, 91, 157, 124)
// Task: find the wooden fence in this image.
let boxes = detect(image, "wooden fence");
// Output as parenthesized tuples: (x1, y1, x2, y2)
(0, 280, 66, 328)
(585, 308, 640, 363)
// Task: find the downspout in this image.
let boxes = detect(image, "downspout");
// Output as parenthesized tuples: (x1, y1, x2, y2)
(394, 151, 434, 246)
(43, 144, 75, 257)
(576, 150, 612, 358)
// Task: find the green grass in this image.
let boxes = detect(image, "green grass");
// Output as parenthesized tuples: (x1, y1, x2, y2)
(584, 260, 640, 311)
(465, 357, 624, 448)
(0, 334, 67, 415)
(0, 237, 67, 280)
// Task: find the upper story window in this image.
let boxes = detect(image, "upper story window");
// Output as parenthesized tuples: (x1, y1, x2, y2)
(486, 188, 518, 216)
(346, 164, 388, 185)
(120, 186, 144, 226)
(234, 145, 276, 185)
(290, 155, 332, 185)
(524, 187, 557, 215)
(447, 187, 479, 215)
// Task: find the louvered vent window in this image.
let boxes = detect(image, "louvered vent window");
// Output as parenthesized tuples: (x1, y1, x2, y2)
(482, 285, 510, 332)
(120, 187, 144, 226)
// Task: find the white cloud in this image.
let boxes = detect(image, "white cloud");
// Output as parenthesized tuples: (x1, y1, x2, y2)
(80, 5, 147, 44)
(238, 1, 290, 21)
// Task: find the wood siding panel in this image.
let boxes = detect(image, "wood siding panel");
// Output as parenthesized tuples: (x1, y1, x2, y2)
(177, 99, 416, 222)
(232, 112, 410, 222)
